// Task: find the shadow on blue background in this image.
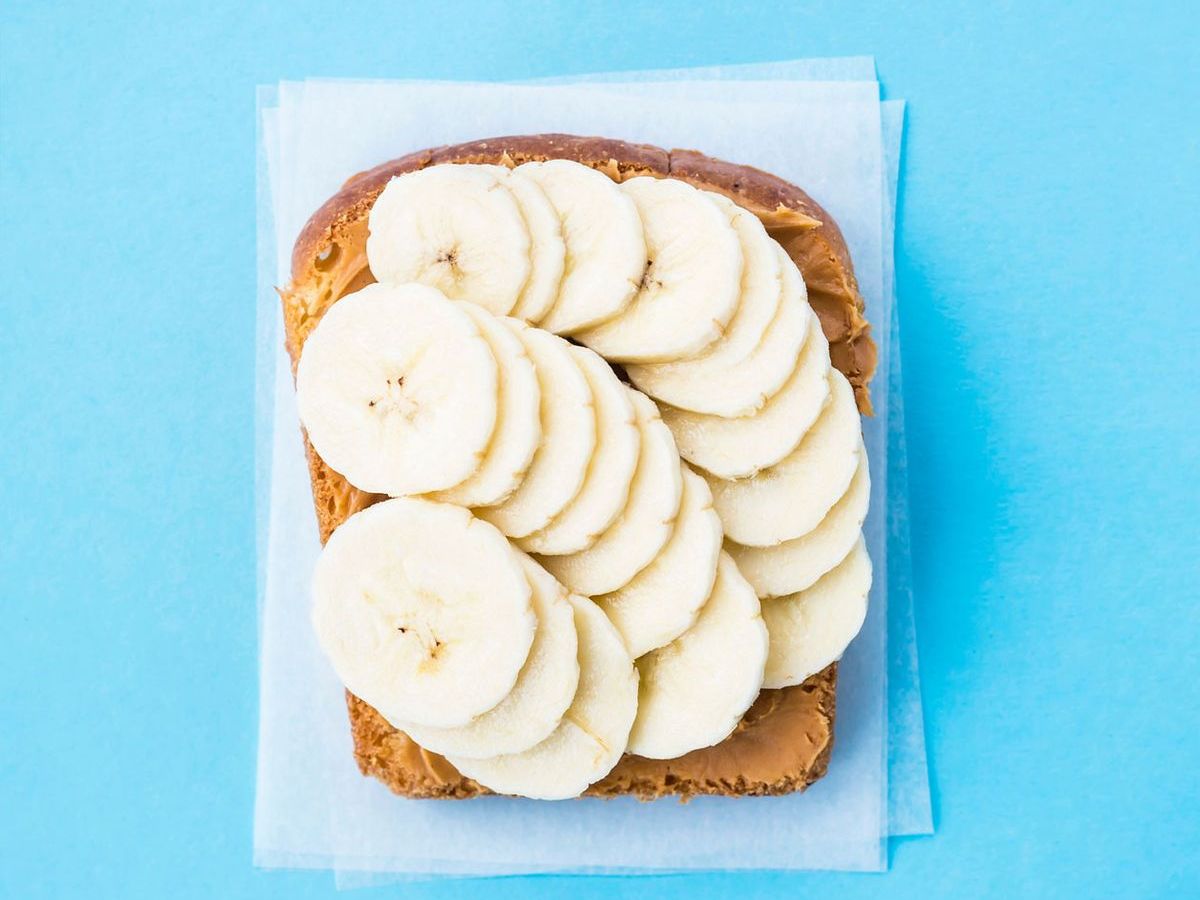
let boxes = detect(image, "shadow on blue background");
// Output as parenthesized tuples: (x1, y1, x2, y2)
(1, 1, 1197, 897)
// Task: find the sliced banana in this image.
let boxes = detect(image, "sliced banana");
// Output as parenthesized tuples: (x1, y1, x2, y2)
(312, 498, 536, 729)
(596, 465, 723, 658)
(704, 368, 862, 547)
(762, 537, 872, 689)
(493, 166, 566, 323)
(538, 390, 683, 597)
(519, 160, 645, 334)
(399, 554, 580, 759)
(519, 346, 639, 556)
(428, 303, 541, 507)
(366, 164, 531, 315)
(577, 177, 743, 363)
(661, 310, 832, 479)
(477, 321, 596, 539)
(624, 195, 783, 411)
(730, 446, 870, 598)
(628, 553, 768, 759)
(449, 594, 638, 800)
(296, 282, 499, 496)
(631, 244, 811, 419)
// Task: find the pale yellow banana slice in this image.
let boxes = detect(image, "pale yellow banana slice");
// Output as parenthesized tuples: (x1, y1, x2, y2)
(576, 177, 742, 363)
(624, 194, 783, 410)
(660, 309, 832, 479)
(488, 166, 566, 323)
(296, 282, 499, 496)
(449, 594, 638, 800)
(518, 159, 645, 334)
(762, 537, 872, 688)
(519, 345, 639, 556)
(704, 369, 862, 547)
(628, 553, 768, 759)
(730, 446, 870, 598)
(477, 321, 595, 539)
(537, 390, 683, 597)
(311, 498, 536, 729)
(398, 554, 580, 759)
(596, 465, 723, 658)
(366, 164, 531, 315)
(428, 302, 540, 507)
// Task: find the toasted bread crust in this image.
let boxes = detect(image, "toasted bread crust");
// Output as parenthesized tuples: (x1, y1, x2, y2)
(347, 664, 838, 800)
(280, 134, 875, 801)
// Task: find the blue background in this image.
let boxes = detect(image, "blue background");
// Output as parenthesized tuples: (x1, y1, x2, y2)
(2, 1, 1198, 897)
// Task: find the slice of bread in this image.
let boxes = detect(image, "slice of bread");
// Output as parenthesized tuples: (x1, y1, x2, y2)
(280, 134, 876, 800)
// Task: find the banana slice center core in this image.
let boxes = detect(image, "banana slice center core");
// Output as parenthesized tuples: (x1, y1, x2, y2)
(368, 375, 420, 421)
(361, 569, 465, 669)
(433, 245, 462, 275)
(638, 258, 662, 294)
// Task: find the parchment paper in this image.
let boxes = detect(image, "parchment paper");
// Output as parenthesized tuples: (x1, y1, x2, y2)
(254, 60, 927, 882)
(881, 100, 933, 838)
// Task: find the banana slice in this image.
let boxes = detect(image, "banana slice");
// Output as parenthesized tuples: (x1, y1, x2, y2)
(660, 310, 832, 479)
(577, 177, 743, 363)
(630, 243, 811, 418)
(704, 369, 862, 547)
(624, 194, 783, 410)
(537, 390, 683, 596)
(627, 553, 768, 759)
(519, 345, 639, 556)
(398, 554, 580, 759)
(762, 537, 872, 689)
(596, 465, 723, 657)
(312, 498, 536, 729)
(477, 321, 596, 539)
(366, 164, 531, 315)
(449, 594, 638, 800)
(296, 282, 499, 496)
(489, 166, 566, 323)
(730, 446, 870, 598)
(428, 303, 540, 507)
(519, 160, 645, 334)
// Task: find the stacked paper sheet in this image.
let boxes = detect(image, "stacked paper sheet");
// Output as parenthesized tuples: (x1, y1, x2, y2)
(253, 57, 931, 884)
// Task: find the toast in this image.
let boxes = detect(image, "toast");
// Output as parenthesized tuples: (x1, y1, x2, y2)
(280, 134, 876, 800)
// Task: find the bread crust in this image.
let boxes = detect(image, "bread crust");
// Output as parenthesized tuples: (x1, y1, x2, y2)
(280, 134, 876, 801)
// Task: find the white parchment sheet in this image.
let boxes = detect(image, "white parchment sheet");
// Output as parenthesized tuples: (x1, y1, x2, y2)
(881, 99, 932, 838)
(253, 59, 929, 882)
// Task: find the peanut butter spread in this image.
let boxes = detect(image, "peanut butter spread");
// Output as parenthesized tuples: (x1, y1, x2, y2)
(281, 134, 875, 800)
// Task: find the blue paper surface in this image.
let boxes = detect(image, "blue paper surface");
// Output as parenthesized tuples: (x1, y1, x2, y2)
(2, 2, 1198, 898)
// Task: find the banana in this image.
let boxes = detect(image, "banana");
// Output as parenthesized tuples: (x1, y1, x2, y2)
(762, 537, 872, 689)
(366, 164, 531, 315)
(518, 345, 639, 556)
(296, 282, 499, 497)
(537, 390, 684, 597)
(518, 160, 645, 334)
(428, 303, 541, 508)
(596, 465, 723, 658)
(576, 177, 743, 363)
(398, 554, 580, 759)
(627, 553, 768, 759)
(311, 498, 536, 729)
(660, 310, 832, 479)
(488, 166, 566, 323)
(448, 594, 638, 800)
(476, 321, 596, 539)
(730, 446, 870, 598)
(704, 368, 862, 547)
(624, 194, 784, 412)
